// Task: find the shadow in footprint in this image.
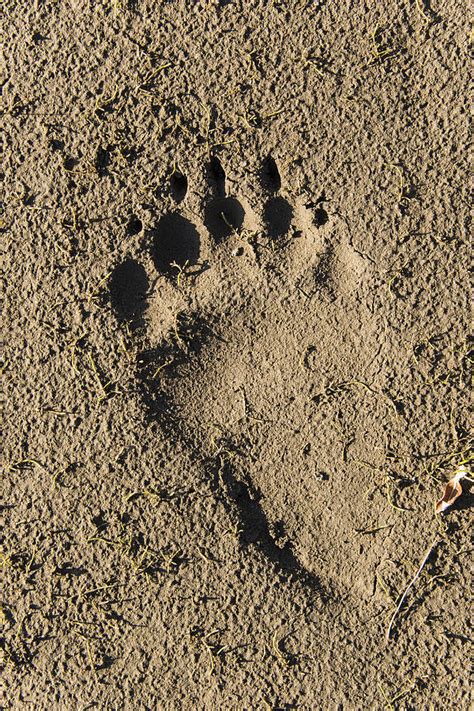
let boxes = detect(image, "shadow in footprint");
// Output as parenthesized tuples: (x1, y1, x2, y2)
(152, 213, 200, 276)
(313, 206, 329, 227)
(126, 214, 143, 236)
(212, 451, 326, 597)
(208, 156, 226, 197)
(264, 196, 293, 239)
(261, 157, 293, 238)
(204, 197, 245, 243)
(306, 192, 329, 228)
(110, 259, 149, 324)
(170, 170, 188, 204)
(137, 312, 217, 426)
(260, 155, 282, 193)
(124, 266, 326, 596)
(204, 156, 245, 243)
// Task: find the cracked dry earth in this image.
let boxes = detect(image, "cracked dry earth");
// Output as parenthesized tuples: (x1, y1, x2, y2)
(2, 1, 472, 709)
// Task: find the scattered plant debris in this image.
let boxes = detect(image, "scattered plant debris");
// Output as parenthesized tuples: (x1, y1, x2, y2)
(435, 465, 469, 514)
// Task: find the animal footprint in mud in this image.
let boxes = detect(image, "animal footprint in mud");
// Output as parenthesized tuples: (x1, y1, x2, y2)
(151, 158, 246, 284)
(260, 156, 294, 238)
(109, 159, 246, 327)
(108, 160, 346, 596)
(109, 259, 149, 323)
(152, 168, 201, 278)
(203, 156, 245, 243)
(110, 155, 334, 325)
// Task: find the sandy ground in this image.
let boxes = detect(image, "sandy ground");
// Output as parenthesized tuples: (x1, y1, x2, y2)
(2, 1, 472, 709)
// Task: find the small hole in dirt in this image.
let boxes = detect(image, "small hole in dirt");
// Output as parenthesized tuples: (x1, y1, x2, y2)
(110, 259, 148, 322)
(152, 213, 200, 275)
(315, 471, 329, 481)
(64, 157, 78, 171)
(170, 171, 188, 203)
(313, 207, 328, 227)
(50, 139, 64, 151)
(127, 215, 143, 235)
(204, 197, 245, 243)
(260, 156, 282, 193)
(264, 196, 293, 238)
(95, 146, 110, 177)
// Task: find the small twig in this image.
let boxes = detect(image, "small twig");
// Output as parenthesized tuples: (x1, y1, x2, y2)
(386, 539, 437, 641)
(170, 259, 189, 288)
(220, 211, 237, 233)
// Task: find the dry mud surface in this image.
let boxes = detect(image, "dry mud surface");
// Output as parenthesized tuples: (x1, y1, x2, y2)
(2, 1, 472, 709)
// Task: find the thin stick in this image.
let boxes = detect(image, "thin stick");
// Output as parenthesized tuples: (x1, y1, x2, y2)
(386, 539, 437, 641)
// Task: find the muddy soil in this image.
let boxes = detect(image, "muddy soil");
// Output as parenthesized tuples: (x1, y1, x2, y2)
(3, 1, 471, 709)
